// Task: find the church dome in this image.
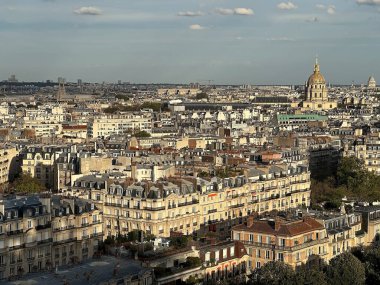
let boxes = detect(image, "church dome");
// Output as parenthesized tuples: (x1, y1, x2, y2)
(368, 76, 376, 88)
(307, 60, 325, 85)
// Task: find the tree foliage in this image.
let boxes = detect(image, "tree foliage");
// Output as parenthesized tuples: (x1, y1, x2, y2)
(311, 156, 380, 208)
(253, 261, 295, 285)
(12, 173, 46, 193)
(133, 130, 151, 138)
(169, 236, 189, 249)
(196, 92, 208, 100)
(326, 252, 365, 285)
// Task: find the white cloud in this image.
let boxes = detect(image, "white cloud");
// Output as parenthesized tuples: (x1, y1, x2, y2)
(215, 8, 234, 15)
(327, 5, 336, 15)
(74, 6, 102, 16)
(234, 8, 254, 15)
(357, 0, 380, 5)
(189, 24, 204, 30)
(315, 4, 336, 15)
(215, 8, 254, 16)
(277, 2, 298, 10)
(177, 11, 203, 17)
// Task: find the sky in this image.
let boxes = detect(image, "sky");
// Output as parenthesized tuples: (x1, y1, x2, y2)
(0, 0, 379, 85)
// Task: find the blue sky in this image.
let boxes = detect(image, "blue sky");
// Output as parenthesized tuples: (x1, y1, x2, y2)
(0, 0, 379, 84)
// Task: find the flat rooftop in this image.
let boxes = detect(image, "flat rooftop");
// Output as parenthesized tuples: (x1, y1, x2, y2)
(5, 255, 148, 285)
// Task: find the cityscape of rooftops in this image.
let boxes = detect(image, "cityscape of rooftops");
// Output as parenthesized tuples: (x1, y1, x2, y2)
(0, 1, 380, 285)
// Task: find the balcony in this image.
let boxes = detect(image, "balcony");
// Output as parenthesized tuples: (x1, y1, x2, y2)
(229, 203, 244, 209)
(208, 209, 217, 214)
(27, 257, 35, 261)
(37, 238, 53, 245)
(53, 237, 77, 245)
(91, 233, 104, 238)
(105, 202, 122, 207)
(36, 222, 52, 231)
(144, 206, 165, 211)
(242, 238, 329, 251)
(7, 229, 24, 236)
(178, 200, 199, 207)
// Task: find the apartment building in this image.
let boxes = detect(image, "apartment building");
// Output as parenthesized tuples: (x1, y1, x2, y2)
(355, 205, 380, 245)
(200, 240, 249, 283)
(88, 113, 153, 138)
(0, 196, 52, 280)
(51, 196, 103, 267)
(198, 165, 311, 238)
(90, 179, 200, 238)
(73, 163, 311, 239)
(314, 211, 364, 259)
(232, 215, 329, 271)
(0, 195, 103, 281)
(0, 145, 20, 185)
(21, 145, 76, 190)
(345, 137, 380, 174)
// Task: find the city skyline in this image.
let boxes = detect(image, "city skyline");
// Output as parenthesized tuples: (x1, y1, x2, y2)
(0, 0, 379, 84)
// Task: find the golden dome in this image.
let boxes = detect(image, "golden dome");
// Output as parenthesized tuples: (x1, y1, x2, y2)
(307, 60, 326, 85)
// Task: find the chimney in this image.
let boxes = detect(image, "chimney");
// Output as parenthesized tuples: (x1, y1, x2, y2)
(275, 216, 282, 231)
(247, 216, 254, 227)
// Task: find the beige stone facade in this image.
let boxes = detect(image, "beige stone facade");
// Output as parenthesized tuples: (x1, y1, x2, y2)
(88, 164, 311, 239)
(0, 195, 103, 280)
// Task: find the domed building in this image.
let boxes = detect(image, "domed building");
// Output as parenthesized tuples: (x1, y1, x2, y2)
(301, 59, 337, 110)
(368, 76, 376, 89)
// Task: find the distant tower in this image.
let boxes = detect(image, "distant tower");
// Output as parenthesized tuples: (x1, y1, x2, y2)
(368, 76, 376, 90)
(57, 80, 66, 102)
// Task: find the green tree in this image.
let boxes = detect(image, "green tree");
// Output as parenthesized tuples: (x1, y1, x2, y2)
(185, 257, 201, 268)
(169, 236, 189, 249)
(196, 93, 208, 100)
(253, 261, 295, 285)
(133, 130, 151, 138)
(326, 252, 365, 285)
(12, 173, 46, 193)
(294, 259, 328, 285)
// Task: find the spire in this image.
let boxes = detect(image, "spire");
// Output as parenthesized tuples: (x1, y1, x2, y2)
(314, 55, 320, 73)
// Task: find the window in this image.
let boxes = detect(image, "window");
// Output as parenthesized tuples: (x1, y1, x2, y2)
(223, 248, 227, 258)
(266, 250, 270, 259)
(256, 262, 261, 269)
(278, 253, 284, 261)
(296, 252, 300, 261)
(230, 246, 235, 257)
(215, 251, 219, 261)
(205, 252, 210, 262)
(256, 249, 261, 258)
(27, 220, 32, 229)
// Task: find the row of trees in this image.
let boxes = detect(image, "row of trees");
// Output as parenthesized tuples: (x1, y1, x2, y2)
(252, 242, 380, 285)
(311, 156, 380, 208)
